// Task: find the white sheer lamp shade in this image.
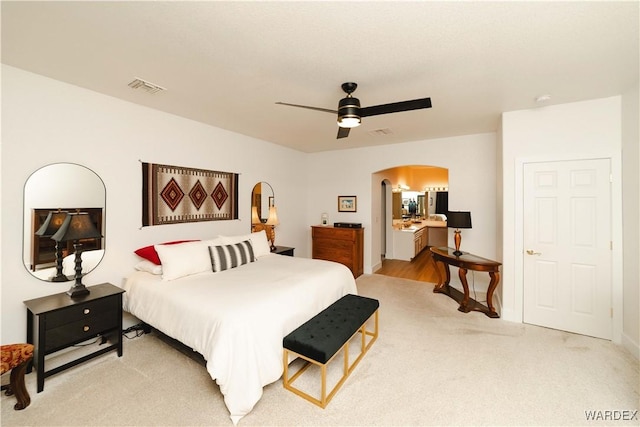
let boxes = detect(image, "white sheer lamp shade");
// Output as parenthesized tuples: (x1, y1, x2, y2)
(266, 206, 279, 226)
(251, 206, 260, 224)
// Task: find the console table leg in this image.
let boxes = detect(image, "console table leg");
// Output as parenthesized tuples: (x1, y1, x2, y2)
(486, 272, 500, 318)
(433, 260, 451, 293)
(457, 267, 471, 312)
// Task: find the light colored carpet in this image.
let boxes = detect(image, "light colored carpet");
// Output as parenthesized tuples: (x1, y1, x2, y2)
(2, 274, 638, 426)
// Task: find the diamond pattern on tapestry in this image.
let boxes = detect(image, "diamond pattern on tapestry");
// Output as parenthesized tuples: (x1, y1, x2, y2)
(212, 182, 229, 210)
(160, 178, 185, 211)
(189, 180, 207, 210)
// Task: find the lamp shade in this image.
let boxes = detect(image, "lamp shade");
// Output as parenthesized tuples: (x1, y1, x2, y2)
(51, 213, 102, 242)
(35, 211, 68, 236)
(266, 206, 279, 226)
(251, 206, 261, 224)
(447, 211, 472, 229)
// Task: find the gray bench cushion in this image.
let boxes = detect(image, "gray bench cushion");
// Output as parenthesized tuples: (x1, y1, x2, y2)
(283, 294, 379, 364)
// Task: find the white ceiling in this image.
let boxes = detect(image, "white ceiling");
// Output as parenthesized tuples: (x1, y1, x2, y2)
(2, 1, 638, 153)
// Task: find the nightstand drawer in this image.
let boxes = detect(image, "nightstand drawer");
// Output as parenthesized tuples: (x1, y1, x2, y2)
(45, 309, 119, 352)
(45, 296, 118, 330)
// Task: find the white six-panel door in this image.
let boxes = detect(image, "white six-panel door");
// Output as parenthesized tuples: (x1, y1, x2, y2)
(523, 159, 612, 340)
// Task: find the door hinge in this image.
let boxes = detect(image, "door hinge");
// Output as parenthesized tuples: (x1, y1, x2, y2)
(610, 241, 613, 250)
(610, 307, 613, 318)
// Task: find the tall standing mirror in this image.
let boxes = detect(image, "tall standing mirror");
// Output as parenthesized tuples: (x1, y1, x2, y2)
(23, 163, 106, 282)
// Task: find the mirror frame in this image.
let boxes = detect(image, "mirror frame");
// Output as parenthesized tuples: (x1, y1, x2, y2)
(23, 163, 106, 282)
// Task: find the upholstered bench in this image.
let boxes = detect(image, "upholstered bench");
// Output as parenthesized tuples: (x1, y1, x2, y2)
(282, 294, 379, 408)
(1, 344, 34, 410)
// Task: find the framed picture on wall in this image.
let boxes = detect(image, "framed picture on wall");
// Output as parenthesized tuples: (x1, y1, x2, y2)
(338, 196, 357, 212)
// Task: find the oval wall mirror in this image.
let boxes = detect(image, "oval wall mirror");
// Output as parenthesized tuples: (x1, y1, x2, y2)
(23, 163, 106, 282)
(250, 181, 274, 229)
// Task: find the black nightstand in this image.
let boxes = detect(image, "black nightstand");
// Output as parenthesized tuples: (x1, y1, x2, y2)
(24, 283, 125, 392)
(272, 246, 295, 256)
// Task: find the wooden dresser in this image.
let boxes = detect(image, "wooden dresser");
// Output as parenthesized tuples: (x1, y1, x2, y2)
(311, 225, 364, 278)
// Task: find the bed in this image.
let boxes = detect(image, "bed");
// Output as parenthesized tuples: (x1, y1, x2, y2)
(122, 231, 357, 424)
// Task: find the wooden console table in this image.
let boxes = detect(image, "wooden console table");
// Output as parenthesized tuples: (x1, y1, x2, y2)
(430, 246, 501, 318)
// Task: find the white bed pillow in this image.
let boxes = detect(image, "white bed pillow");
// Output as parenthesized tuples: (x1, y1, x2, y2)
(155, 241, 211, 281)
(134, 259, 163, 275)
(220, 230, 271, 258)
(208, 240, 256, 273)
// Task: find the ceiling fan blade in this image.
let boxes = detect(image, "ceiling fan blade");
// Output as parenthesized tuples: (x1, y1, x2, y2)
(360, 97, 432, 118)
(275, 102, 337, 114)
(337, 127, 350, 139)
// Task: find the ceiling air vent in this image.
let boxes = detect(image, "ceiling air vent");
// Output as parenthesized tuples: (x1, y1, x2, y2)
(128, 78, 166, 94)
(368, 128, 394, 137)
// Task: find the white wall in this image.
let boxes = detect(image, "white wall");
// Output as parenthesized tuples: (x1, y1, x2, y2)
(621, 83, 640, 358)
(305, 132, 498, 293)
(1, 65, 309, 343)
(500, 96, 629, 348)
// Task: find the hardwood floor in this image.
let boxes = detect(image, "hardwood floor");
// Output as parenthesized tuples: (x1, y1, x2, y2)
(374, 247, 442, 283)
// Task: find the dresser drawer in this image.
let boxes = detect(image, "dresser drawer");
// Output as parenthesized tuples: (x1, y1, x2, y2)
(45, 309, 119, 352)
(45, 296, 118, 330)
(312, 227, 356, 241)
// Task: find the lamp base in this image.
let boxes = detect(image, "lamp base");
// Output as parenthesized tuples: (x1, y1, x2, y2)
(50, 274, 70, 282)
(452, 250, 464, 257)
(67, 284, 90, 298)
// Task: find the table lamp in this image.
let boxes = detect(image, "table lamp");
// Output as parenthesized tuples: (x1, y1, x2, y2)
(51, 213, 102, 297)
(447, 211, 472, 256)
(266, 206, 279, 251)
(35, 210, 69, 282)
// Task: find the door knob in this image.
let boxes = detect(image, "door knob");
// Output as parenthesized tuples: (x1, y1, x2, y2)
(526, 249, 542, 255)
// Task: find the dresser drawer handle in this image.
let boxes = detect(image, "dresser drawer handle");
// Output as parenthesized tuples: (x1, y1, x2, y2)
(83, 325, 90, 332)
(83, 308, 90, 315)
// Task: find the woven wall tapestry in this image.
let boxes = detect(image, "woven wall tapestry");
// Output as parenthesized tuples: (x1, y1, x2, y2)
(142, 162, 239, 226)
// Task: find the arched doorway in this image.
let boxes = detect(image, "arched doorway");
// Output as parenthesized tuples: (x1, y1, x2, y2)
(371, 165, 449, 275)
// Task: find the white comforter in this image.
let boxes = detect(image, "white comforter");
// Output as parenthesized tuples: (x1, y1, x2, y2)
(122, 254, 357, 424)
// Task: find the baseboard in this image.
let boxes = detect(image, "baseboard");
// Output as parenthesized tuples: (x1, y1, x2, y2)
(621, 332, 640, 360)
(370, 261, 382, 274)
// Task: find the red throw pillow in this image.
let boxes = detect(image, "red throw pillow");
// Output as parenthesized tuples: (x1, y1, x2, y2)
(134, 240, 198, 265)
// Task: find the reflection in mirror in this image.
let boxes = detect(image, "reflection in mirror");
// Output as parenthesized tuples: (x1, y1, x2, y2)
(251, 181, 274, 225)
(23, 163, 106, 282)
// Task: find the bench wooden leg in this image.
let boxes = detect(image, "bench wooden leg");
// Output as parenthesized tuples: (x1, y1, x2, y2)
(8, 359, 31, 410)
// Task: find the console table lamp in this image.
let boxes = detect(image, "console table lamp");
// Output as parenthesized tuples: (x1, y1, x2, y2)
(447, 211, 472, 256)
(35, 210, 69, 282)
(51, 213, 102, 298)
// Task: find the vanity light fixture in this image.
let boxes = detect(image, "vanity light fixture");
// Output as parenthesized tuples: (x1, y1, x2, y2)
(447, 211, 472, 256)
(392, 184, 410, 193)
(51, 213, 102, 298)
(35, 210, 69, 282)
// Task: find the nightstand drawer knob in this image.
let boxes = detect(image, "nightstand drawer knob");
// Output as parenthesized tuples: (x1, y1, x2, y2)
(83, 325, 90, 332)
(83, 308, 90, 315)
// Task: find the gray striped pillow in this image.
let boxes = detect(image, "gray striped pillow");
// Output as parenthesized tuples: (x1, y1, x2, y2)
(208, 240, 256, 273)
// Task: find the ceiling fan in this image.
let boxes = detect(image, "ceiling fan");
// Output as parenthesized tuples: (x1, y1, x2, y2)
(276, 82, 432, 139)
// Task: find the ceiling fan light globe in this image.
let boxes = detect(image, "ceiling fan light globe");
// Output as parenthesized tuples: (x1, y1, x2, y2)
(338, 117, 361, 128)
